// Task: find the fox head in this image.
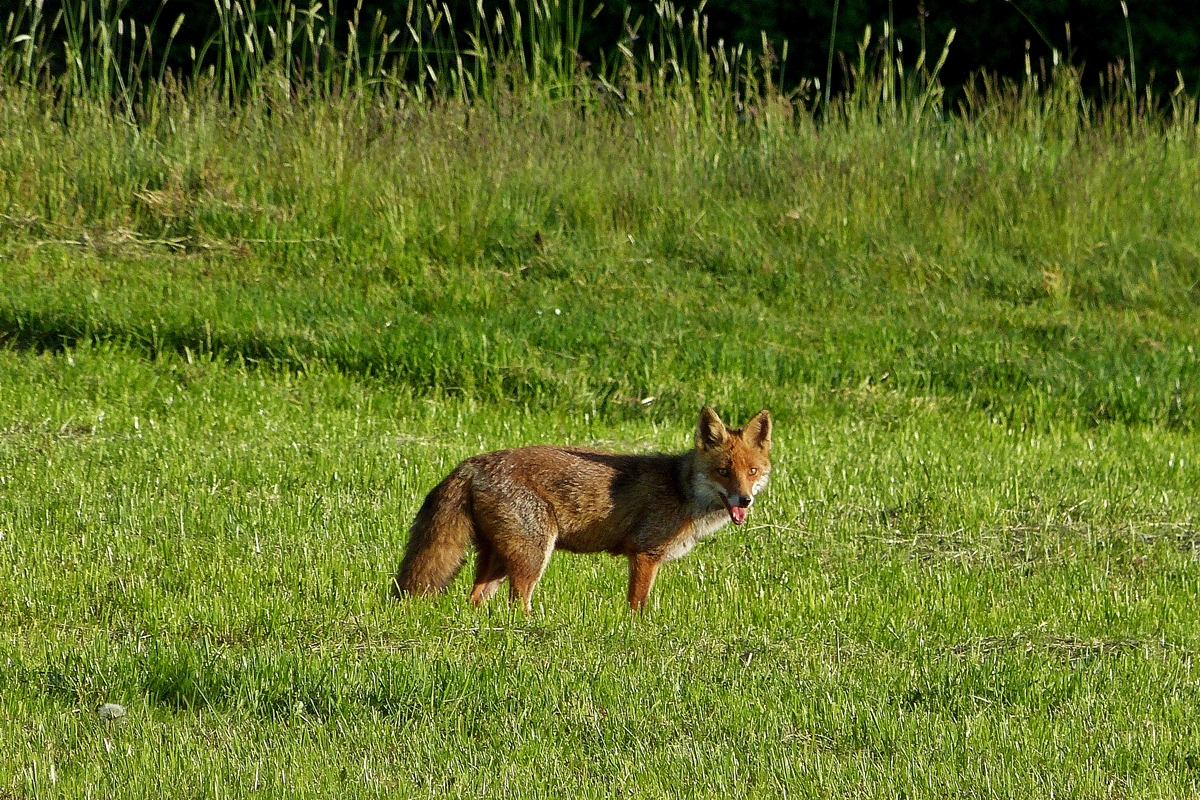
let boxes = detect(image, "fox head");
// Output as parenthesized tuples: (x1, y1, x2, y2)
(693, 406, 772, 525)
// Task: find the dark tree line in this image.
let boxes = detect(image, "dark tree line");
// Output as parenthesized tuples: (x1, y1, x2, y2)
(699, 0, 1200, 96)
(37, 0, 1200, 96)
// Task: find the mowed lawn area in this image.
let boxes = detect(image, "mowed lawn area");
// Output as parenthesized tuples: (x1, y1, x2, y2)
(2, 32, 1200, 796)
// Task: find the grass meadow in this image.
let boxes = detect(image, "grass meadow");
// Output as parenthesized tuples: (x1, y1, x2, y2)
(2, 0, 1200, 796)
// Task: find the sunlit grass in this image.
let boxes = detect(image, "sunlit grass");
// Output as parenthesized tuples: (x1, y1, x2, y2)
(1, 346, 1198, 797)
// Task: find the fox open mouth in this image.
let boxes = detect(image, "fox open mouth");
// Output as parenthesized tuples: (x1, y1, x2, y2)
(723, 498, 749, 525)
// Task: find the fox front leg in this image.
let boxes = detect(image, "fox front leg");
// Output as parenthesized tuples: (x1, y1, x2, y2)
(627, 553, 662, 611)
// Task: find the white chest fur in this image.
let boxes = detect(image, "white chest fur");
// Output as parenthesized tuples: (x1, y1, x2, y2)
(660, 510, 730, 562)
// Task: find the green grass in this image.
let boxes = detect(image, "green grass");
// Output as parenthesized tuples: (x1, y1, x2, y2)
(3, 1, 1200, 796)
(1, 347, 1198, 797)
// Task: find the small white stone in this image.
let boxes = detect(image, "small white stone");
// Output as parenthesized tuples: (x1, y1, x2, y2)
(98, 703, 126, 721)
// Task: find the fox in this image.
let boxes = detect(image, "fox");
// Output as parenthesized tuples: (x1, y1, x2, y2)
(390, 406, 771, 612)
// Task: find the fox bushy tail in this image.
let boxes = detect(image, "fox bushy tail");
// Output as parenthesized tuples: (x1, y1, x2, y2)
(391, 468, 476, 597)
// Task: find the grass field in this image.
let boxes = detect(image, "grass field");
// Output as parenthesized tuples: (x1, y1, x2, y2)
(2, 1, 1200, 796)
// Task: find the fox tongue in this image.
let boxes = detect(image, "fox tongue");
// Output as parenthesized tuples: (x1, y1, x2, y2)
(729, 505, 748, 525)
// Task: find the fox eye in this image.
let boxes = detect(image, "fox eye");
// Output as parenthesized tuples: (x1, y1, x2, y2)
(749, 468, 758, 475)
(717, 468, 730, 477)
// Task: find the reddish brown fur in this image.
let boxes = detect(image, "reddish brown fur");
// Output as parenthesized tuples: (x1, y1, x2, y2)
(391, 407, 772, 612)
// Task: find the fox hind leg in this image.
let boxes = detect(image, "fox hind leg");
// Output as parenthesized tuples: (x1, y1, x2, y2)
(471, 487, 557, 615)
(469, 541, 508, 606)
(505, 543, 555, 615)
(486, 525, 553, 614)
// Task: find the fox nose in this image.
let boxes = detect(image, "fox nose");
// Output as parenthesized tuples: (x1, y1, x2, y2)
(730, 494, 753, 508)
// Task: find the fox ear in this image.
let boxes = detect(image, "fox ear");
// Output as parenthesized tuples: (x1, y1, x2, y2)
(743, 409, 772, 451)
(695, 406, 729, 451)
